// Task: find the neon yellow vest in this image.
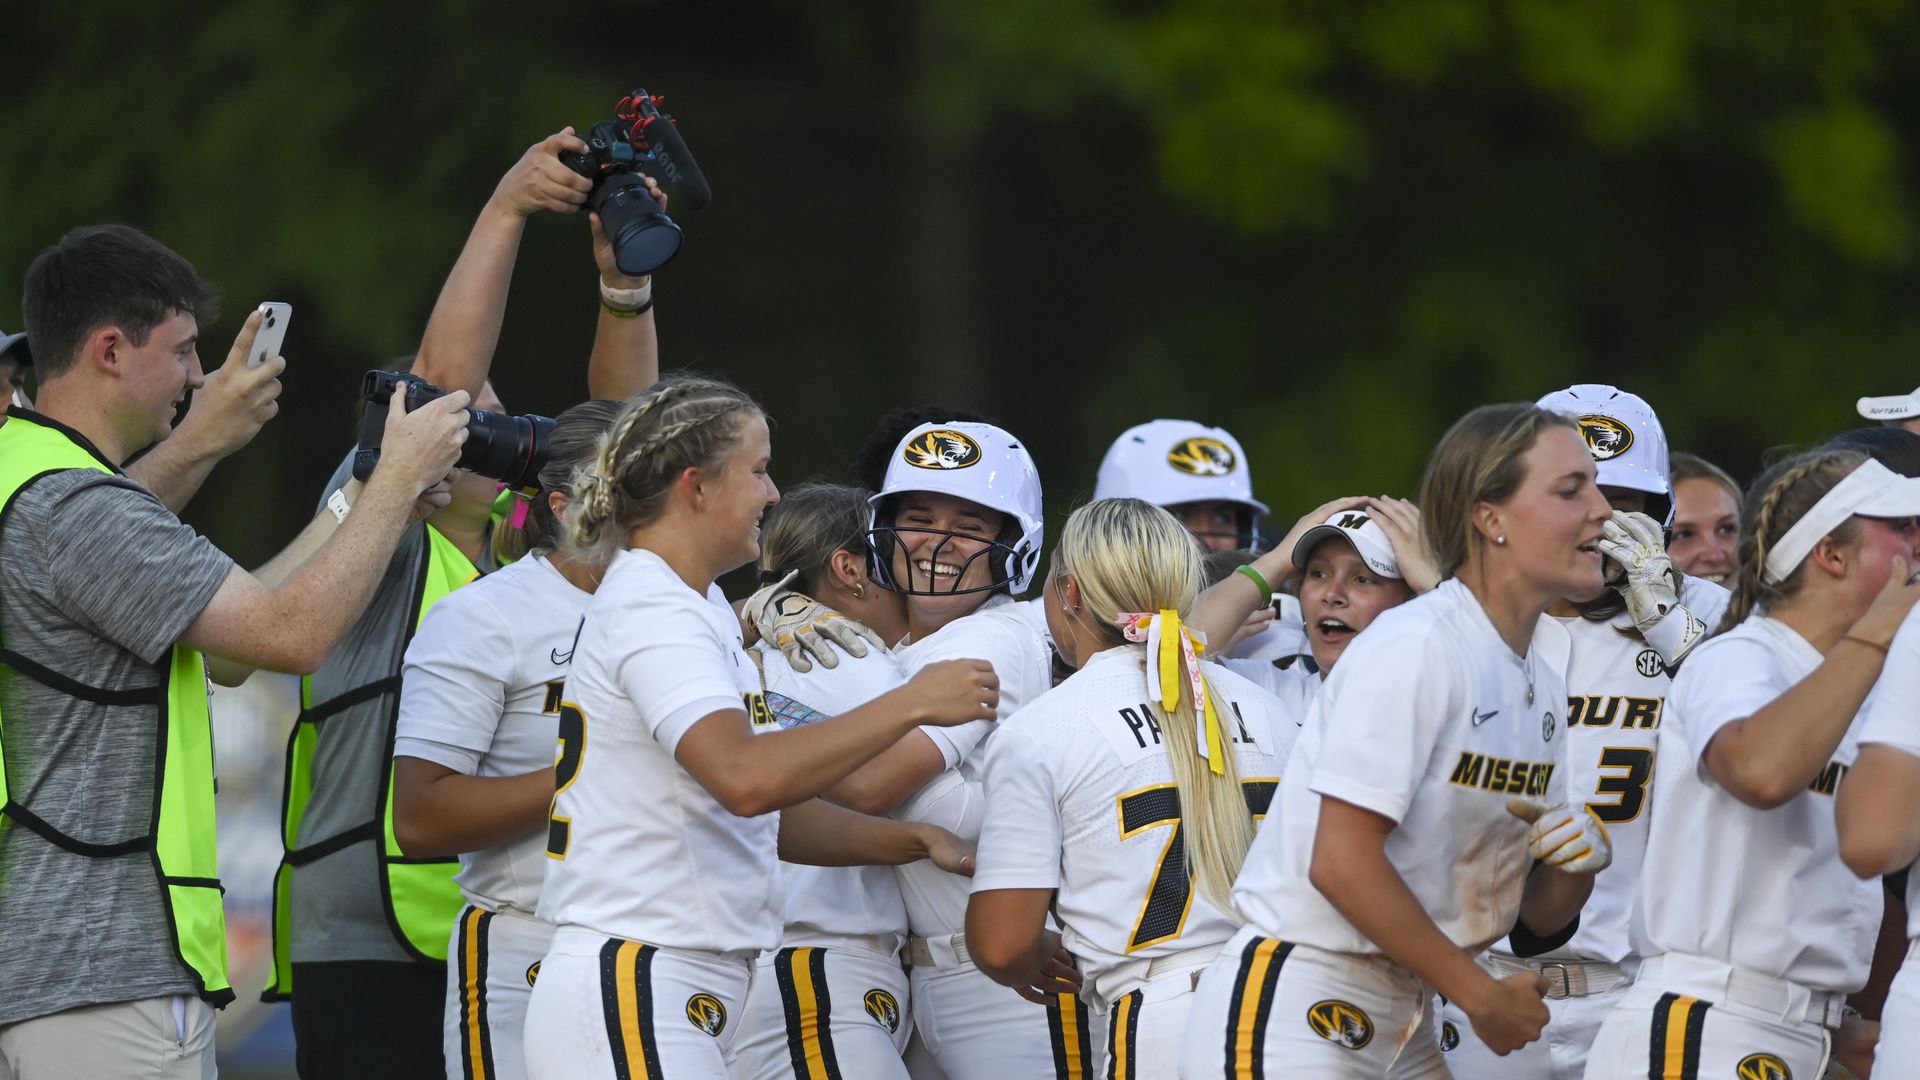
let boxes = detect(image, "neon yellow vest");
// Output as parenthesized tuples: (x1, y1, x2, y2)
(0, 413, 232, 1005)
(262, 517, 487, 1000)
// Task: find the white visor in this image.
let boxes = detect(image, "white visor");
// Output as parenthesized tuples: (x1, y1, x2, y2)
(1858, 392, 1920, 421)
(1763, 459, 1920, 584)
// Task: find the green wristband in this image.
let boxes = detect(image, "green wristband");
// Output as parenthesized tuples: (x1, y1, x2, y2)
(1234, 564, 1273, 608)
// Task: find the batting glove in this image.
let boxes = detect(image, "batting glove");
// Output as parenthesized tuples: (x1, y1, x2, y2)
(1507, 799, 1612, 875)
(1595, 510, 1707, 666)
(742, 571, 889, 674)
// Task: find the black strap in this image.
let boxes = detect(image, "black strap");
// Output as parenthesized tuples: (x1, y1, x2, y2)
(285, 820, 379, 866)
(162, 875, 226, 892)
(0, 649, 161, 707)
(298, 675, 402, 725)
(0, 801, 149, 857)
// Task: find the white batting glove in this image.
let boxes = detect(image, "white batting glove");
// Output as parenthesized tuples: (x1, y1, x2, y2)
(1595, 510, 1707, 666)
(741, 571, 888, 674)
(1507, 799, 1612, 875)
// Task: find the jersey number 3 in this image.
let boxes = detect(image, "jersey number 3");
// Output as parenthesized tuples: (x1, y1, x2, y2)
(1118, 779, 1277, 952)
(546, 703, 587, 859)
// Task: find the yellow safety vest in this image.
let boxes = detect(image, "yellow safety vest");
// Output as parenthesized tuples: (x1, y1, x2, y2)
(0, 412, 232, 1005)
(262, 516, 490, 1000)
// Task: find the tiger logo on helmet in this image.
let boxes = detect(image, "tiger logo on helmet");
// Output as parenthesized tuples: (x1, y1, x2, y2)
(903, 429, 982, 470)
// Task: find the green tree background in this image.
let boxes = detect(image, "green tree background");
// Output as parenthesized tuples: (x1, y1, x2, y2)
(4, 0, 1915, 568)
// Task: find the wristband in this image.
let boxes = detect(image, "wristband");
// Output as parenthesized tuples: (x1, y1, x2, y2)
(599, 278, 653, 312)
(1234, 564, 1273, 608)
(326, 487, 352, 524)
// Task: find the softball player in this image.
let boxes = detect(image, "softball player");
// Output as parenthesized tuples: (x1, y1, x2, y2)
(860, 421, 1103, 1078)
(521, 380, 996, 1079)
(1180, 404, 1616, 1078)
(966, 498, 1297, 1078)
(390, 402, 623, 1080)
(731, 484, 921, 1080)
(1584, 448, 1920, 1080)
(1439, 386, 1729, 1079)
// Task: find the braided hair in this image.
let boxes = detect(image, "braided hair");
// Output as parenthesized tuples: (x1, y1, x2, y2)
(494, 399, 624, 564)
(561, 375, 766, 564)
(1716, 448, 1866, 634)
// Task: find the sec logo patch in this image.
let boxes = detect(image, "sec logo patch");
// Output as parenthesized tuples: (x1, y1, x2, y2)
(1635, 648, 1666, 678)
(1306, 999, 1373, 1050)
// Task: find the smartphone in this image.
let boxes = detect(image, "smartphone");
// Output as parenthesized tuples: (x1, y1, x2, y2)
(251, 302, 292, 367)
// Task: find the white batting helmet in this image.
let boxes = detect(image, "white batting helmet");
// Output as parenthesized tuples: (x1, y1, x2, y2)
(1094, 419, 1268, 547)
(868, 421, 1045, 595)
(1536, 384, 1673, 526)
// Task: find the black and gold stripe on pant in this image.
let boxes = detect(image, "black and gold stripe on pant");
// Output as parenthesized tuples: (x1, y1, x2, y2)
(456, 907, 496, 1080)
(1105, 989, 1143, 1080)
(1646, 992, 1711, 1080)
(774, 946, 843, 1080)
(1048, 991, 1094, 1079)
(600, 939, 664, 1080)
(1223, 937, 1291, 1080)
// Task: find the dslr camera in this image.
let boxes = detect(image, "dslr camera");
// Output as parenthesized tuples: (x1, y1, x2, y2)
(352, 370, 554, 495)
(562, 88, 711, 276)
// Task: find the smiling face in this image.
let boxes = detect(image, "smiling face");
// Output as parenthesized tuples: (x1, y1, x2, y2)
(1299, 540, 1414, 673)
(703, 412, 780, 572)
(1488, 426, 1614, 601)
(884, 490, 1009, 626)
(121, 309, 203, 449)
(1670, 476, 1740, 585)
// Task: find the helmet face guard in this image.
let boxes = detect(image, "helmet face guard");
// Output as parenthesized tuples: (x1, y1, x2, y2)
(865, 526, 1019, 597)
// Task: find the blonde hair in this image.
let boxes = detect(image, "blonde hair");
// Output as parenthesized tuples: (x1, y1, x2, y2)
(757, 483, 872, 596)
(494, 399, 624, 564)
(1716, 448, 1866, 633)
(1420, 404, 1581, 578)
(1054, 498, 1253, 915)
(560, 375, 765, 563)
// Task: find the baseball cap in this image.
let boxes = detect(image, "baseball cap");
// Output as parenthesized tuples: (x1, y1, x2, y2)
(0, 330, 28, 366)
(1763, 458, 1920, 584)
(1291, 508, 1401, 580)
(1857, 387, 1920, 422)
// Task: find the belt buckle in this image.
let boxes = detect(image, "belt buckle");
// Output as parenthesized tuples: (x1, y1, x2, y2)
(1536, 961, 1572, 999)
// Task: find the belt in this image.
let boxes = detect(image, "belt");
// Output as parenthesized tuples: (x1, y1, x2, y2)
(1087, 944, 1221, 1012)
(908, 933, 972, 969)
(1484, 953, 1627, 999)
(1638, 952, 1847, 1029)
(784, 932, 905, 960)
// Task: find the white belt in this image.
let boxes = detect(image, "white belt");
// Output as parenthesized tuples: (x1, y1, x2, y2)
(1639, 952, 1847, 1029)
(784, 932, 904, 961)
(907, 933, 972, 969)
(1484, 953, 1627, 999)
(1087, 944, 1221, 1012)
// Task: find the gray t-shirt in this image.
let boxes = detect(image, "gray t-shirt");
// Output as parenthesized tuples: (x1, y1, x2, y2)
(289, 454, 493, 965)
(0, 464, 234, 1025)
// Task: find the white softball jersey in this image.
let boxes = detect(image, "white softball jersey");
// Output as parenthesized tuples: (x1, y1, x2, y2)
(1232, 578, 1572, 956)
(972, 647, 1296, 1000)
(750, 640, 912, 942)
(1853, 602, 1920, 937)
(536, 547, 783, 954)
(1629, 614, 1881, 993)
(1219, 655, 1317, 728)
(395, 552, 594, 916)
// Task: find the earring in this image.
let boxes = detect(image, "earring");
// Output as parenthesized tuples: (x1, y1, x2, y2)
(852, 583, 866, 600)
(1495, 535, 1507, 546)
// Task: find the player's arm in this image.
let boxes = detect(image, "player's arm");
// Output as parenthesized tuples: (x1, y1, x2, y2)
(674, 660, 997, 818)
(1188, 495, 1368, 647)
(819, 729, 949, 816)
(967, 891, 1084, 1005)
(1512, 863, 1592, 943)
(392, 758, 556, 857)
(774, 798, 970, 870)
(1838, 745, 1920, 877)
(127, 309, 284, 512)
(584, 206, 663, 400)
(1309, 796, 1549, 1056)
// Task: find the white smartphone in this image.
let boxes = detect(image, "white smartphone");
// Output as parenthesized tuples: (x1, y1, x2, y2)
(251, 302, 292, 367)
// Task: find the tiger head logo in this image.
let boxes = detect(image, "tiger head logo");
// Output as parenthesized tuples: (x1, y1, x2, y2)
(1735, 1054, 1791, 1080)
(1167, 437, 1236, 476)
(685, 993, 727, 1037)
(1575, 414, 1635, 460)
(524, 961, 540, 987)
(863, 988, 901, 1033)
(903, 429, 982, 470)
(1306, 999, 1374, 1050)
(1439, 1020, 1460, 1052)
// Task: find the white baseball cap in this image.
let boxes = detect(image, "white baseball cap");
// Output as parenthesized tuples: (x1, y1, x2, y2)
(1858, 387, 1920, 422)
(1291, 508, 1401, 580)
(1764, 458, 1920, 584)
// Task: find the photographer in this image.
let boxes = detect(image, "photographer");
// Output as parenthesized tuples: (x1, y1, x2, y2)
(0, 224, 466, 1078)
(255, 128, 666, 1080)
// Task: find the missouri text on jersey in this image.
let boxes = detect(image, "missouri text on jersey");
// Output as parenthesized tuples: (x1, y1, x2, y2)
(1447, 753, 1555, 797)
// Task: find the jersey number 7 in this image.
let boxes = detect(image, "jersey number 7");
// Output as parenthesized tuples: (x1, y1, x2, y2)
(1118, 779, 1277, 952)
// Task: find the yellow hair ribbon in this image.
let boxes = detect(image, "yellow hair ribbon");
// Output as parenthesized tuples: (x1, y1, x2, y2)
(1157, 608, 1183, 712)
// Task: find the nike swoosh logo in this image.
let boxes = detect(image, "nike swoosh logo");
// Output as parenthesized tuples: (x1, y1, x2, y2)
(550, 648, 573, 665)
(1472, 709, 1498, 726)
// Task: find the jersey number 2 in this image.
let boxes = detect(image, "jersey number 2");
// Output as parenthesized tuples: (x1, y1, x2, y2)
(545, 703, 586, 859)
(1118, 779, 1277, 952)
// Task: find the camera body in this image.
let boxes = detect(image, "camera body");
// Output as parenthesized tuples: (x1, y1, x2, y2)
(353, 370, 554, 496)
(561, 89, 711, 276)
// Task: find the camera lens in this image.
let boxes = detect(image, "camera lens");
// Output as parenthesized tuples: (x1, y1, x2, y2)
(460, 411, 555, 493)
(592, 172, 682, 275)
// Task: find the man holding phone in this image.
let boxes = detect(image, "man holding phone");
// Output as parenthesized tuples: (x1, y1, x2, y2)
(0, 223, 470, 1078)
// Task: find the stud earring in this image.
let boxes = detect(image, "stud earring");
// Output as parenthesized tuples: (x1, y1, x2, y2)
(1495, 535, 1507, 546)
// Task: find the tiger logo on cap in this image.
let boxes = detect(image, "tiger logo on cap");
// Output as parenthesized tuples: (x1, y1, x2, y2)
(1167, 437, 1236, 477)
(904, 429, 982, 470)
(1575, 415, 1635, 460)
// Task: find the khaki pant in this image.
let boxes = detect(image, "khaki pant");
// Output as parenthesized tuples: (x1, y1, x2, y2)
(0, 996, 215, 1080)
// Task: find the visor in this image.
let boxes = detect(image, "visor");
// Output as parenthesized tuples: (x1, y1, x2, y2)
(1763, 459, 1920, 584)
(1291, 509, 1401, 580)
(1857, 391, 1920, 422)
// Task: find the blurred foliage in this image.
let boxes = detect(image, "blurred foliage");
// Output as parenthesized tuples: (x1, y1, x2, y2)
(3, 0, 1918, 567)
